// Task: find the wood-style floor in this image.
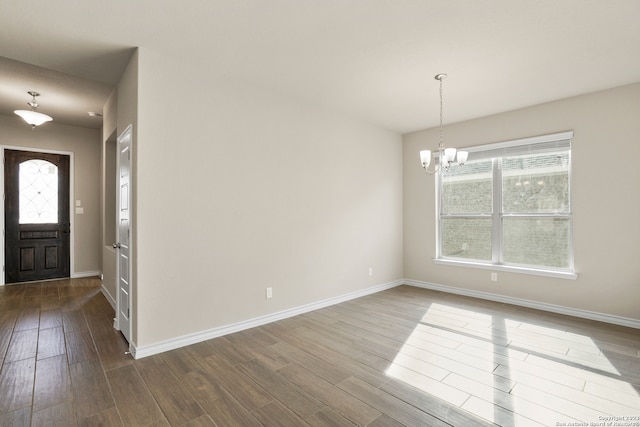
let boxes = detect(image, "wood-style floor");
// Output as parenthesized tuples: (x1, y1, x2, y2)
(0, 278, 639, 426)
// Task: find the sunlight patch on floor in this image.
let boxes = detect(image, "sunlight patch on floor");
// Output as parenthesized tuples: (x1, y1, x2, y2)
(385, 302, 640, 426)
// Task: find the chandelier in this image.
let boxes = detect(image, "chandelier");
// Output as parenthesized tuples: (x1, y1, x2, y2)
(420, 74, 467, 174)
(14, 91, 53, 130)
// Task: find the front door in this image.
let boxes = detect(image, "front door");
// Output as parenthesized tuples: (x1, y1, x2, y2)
(4, 149, 70, 283)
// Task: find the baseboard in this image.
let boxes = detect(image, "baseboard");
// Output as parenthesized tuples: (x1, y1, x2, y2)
(132, 279, 404, 359)
(100, 285, 116, 310)
(72, 270, 101, 279)
(404, 279, 640, 330)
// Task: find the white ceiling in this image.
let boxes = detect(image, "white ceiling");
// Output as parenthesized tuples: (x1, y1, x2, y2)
(1, 0, 639, 133)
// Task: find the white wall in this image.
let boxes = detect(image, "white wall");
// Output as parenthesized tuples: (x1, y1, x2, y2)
(133, 49, 404, 347)
(404, 83, 640, 322)
(0, 115, 102, 277)
(101, 88, 118, 306)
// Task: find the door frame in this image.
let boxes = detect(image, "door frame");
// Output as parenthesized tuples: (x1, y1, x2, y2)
(1, 145, 75, 286)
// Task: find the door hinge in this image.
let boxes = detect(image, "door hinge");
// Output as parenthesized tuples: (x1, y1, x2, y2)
(127, 308, 130, 318)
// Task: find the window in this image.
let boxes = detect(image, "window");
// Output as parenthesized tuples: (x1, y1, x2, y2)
(436, 131, 575, 278)
(19, 159, 59, 224)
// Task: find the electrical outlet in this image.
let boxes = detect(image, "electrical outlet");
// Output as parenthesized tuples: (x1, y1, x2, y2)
(368, 267, 373, 277)
(266, 287, 273, 299)
(491, 272, 498, 282)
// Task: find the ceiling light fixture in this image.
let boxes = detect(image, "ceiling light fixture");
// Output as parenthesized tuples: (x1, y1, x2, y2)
(14, 91, 53, 130)
(420, 74, 468, 174)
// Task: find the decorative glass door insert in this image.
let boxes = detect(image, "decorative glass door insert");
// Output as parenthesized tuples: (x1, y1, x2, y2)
(19, 159, 58, 224)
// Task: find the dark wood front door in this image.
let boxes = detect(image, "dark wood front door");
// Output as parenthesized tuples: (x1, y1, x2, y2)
(4, 149, 70, 283)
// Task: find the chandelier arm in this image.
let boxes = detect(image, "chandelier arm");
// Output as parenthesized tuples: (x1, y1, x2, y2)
(423, 164, 440, 175)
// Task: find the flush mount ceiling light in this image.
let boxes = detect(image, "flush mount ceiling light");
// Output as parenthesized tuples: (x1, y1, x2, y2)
(14, 91, 53, 130)
(419, 74, 468, 175)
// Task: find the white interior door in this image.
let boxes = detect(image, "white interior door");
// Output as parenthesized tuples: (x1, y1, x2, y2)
(115, 125, 132, 344)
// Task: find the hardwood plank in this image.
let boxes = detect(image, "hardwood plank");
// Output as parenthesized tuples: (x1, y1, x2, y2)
(510, 382, 612, 421)
(39, 295, 61, 311)
(0, 358, 36, 414)
(367, 414, 407, 427)
(78, 407, 123, 427)
(4, 329, 39, 362)
(202, 397, 261, 427)
(182, 414, 217, 427)
(135, 355, 205, 425)
(93, 331, 132, 371)
(224, 329, 290, 370)
(277, 363, 380, 426)
(461, 396, 546, 427)
(269, 340, 351, 385)
(0, 327, 15, 361)
(183, 341, 218, 360)
(19, 296, 43, 310)
(498, 366, 639, 416)
(251, 400, 308, 427)
(525, 352, 638, 391)
(583, 380, 640, 411)
(197, 352, 273, 411)
(238, 359, 324, 419)
(39, 309, 62, 329)
(182, 369, 228, 406)
(37, 326, 66, 360)
(384, 362, 469, 407)
(0, 297, 23, 312)
(14, 308, 40, 331)
(84, 312, 117, 338)
(142, 419, 171, 427)
(306, 407, 357, 427)
(41, 284, 60, 297)
(338, 376, 450, 427)
(0, 309, 19, 331)
(31, 400, 76, 427)
(33, 354, 73, 412)
(207, 336, 254, 364)
(0, 407, 30, 427)
(106, 364, 164, 426)
(69, 359, 115, 420)
(180, 368, 260, 427)
(62, 310, 88, 333)
(65, 330, 98, 364)
(161, 347, 202, 376)
(280, 328, 387, 387)
(380, 378, 494, 427)
(392, 339, 512, 392)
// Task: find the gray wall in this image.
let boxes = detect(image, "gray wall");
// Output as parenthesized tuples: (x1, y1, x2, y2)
(133, 48, 404, 348)
(404, 82, 640, 321)
(1, 115, 102, 278)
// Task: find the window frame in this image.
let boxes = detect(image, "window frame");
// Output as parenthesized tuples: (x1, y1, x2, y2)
(435, 131, 577, 280)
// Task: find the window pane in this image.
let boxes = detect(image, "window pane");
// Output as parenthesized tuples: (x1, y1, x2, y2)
(441, 159, 493, 214)
(502, 152, 569, 213)
(19, 159, 58, 224)
(503, 217, 570, 268)
(441, 218, 492, 261)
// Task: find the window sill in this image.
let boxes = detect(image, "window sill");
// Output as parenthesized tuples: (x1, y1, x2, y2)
(433, 258, 578, 280)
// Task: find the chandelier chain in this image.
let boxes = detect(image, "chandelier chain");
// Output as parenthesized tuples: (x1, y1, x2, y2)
(439, 76, 444, 149)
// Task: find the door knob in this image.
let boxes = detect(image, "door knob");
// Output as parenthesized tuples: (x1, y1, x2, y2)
(113, 243, 121, 249)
